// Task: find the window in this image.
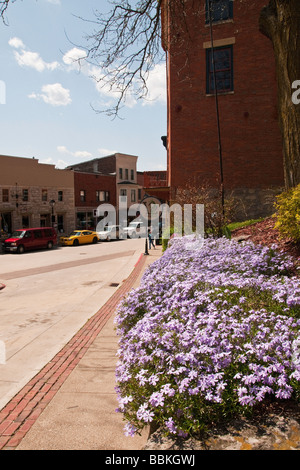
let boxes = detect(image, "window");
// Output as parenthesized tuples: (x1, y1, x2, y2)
(58, 191, 63, 202)
(205, 0, 233, 23)
(131, 169, 134, 181)
(23, 189, 29, 202)
(44, 229, 53, 237)
(42, 189, 48, 202)
(131, 190, 136, 202)
(97, 190, 110, 202)
(206, 45, 233, 94)
(80, 190, 86, 202)
(22, 216, 29, 228)
(2, 189, 9, 202)
(138, 188, 142, 200)
(119, 168, 123, 179)
(120, 189, 127, 196)
(57, 215, 64, 233)
(34, 230, 43, 239)
(40, 215, 48, 227)
(125, 169, 129, 180)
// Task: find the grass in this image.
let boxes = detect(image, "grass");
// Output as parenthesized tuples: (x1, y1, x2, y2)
(227, 218, 265, 232)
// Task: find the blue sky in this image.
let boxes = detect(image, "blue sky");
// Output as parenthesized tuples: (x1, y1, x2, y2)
(0, 0, 167, 172)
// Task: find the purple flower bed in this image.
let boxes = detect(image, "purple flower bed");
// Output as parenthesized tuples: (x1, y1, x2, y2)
(115, 237, 300, 437)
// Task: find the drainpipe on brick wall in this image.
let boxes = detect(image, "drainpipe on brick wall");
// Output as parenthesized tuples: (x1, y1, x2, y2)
(208, 0, 225, 218)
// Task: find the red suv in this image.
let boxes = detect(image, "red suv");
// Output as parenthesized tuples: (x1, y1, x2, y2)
(2, 227, 57, 254)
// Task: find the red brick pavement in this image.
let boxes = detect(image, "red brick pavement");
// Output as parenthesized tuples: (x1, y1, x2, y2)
(0, 253, 147, 450)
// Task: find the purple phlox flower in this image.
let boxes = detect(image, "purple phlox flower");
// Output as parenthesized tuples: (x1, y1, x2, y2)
(149, 374, 160, 385)
(117, 395, 133, 412)
(275, 386, 293, 399)
(149, 391, 165, 407)
(115, 235, 300, 437)
(124, 422, 138, 437)
(178, 378, 191, 393)
(136, 403, 154, 423)
(165, 417, 177, 434)
(161, 383, 176, 397)
(135, 369, 148, 386)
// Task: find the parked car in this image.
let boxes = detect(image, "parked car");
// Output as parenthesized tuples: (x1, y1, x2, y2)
(123, 221, 147, 238)
(2, 227, 57, 254)
(97, 225, 124, 241)
(60, 230, 99, 246)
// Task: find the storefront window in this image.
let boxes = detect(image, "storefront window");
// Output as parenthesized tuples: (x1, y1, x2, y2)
(57, 214, 64, 233)
(22, 216, 30, 228)
(76, 212, 95, 230)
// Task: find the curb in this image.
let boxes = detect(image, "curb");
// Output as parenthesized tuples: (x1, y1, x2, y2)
(0, 253, 147, 450)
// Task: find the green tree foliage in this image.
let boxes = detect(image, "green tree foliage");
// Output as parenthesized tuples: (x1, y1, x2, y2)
(274, 184, 300, 242)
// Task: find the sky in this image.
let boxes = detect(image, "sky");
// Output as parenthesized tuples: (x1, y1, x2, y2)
(0, 0, 168, 172)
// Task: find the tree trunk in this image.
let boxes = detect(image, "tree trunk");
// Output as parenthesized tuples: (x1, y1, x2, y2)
(259, 0, 300, 188)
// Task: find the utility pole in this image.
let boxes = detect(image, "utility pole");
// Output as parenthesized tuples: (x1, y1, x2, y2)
(208, 0, 225, 218)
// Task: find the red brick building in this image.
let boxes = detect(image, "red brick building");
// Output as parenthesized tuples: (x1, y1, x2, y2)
(68, 154, 144, 227)
(162, 0, 284, 219)
(142, 171, 170, 202)
(73, 171, 116, 229)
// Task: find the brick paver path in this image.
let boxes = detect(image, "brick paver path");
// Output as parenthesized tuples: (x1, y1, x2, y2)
(0, 253, 147, 450)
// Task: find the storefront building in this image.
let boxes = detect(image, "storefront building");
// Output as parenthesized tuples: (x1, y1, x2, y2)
(0, 155, 75, 237)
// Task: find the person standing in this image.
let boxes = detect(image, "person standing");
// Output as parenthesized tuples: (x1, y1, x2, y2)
(148, 228, 156, 249)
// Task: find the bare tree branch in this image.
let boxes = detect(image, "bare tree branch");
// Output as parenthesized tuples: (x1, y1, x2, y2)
(0, 0, 19, 25)
(76, 0, 165, 117)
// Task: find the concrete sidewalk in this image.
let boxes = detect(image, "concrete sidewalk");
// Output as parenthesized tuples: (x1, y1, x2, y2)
(0, 247, 162, 450)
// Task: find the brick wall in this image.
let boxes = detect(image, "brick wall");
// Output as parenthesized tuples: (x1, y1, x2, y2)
(165, 0, 285, 218)
(74, 172, 116, 208)
(143, 171, 168, 188)
(69, 155, 116, 175)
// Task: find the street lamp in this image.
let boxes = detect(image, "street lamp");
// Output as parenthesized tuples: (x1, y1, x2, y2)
(144, 236, 149, 256)
(49, 200, 56, 227)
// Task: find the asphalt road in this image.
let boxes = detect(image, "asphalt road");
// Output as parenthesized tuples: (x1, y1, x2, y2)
(0, 238, 145, 410)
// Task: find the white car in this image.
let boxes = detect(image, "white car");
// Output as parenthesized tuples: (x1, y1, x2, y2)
(123, 221, 147, 238)
(97, 225, 123, 241)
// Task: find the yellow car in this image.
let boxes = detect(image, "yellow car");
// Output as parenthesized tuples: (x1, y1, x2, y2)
(60, 230, 99, 246)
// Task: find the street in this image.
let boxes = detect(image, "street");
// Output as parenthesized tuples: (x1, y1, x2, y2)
(0, 238, 145, 410)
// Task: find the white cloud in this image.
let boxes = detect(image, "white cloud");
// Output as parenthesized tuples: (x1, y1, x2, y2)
(46, 0, 61, 4)
(143, 63, 167, 105)
(89, 65, 137, 109)
(29, 83, 71, 106)
(10, 36, 166, 110)
(15, 50, 59, 72)
(39, 157, 53, 164)
(90, 62, 166, 108)
(64, 46, 167, 110)
(9, 37, 59, 72)
(8, 37, 25, 49)
(98, 148, 118, 157)
(56, 159, 68, 169)
(63, 48, 88, 70)
(57, 146, 92, 159)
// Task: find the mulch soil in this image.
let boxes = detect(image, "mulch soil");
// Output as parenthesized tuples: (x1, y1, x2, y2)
(231, 217, 300, 268)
